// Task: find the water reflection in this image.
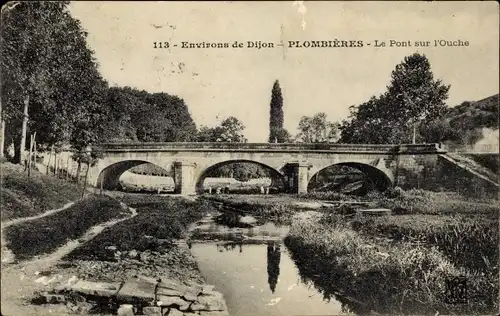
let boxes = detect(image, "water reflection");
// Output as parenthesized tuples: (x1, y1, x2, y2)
(190, 242, 348, 316)
(188, 213, 354, 315)
(189, 213, 290, 242)
(267, 241, 281, 294)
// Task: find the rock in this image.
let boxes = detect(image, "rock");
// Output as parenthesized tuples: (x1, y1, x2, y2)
(184, 281, 204, 293)
(143, 306, 163, 315)
(140, 252, 152, 262)
(183, 293, 198, 302)
(179, 302, 191, 311)
(156, 295, 189, 307)
(157, 279, 188, 293)
(157, 288, 184, 297)
(105, 245, 117, 251)
(168, 309, 184, 316)
(117, 304, 135, 316)
(69, 280, 121, 297)
(238, 215, 258, 226)
(128, 250, 139, 258)
(198, 311, 230, 316)
(117, 276, 157, 303)
(201, 285, 214, 294)
(43, 294, 66, 304)
(190, 292, 226, 311)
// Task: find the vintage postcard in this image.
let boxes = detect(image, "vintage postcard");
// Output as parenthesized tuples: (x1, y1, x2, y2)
(1, 1, 499, 316)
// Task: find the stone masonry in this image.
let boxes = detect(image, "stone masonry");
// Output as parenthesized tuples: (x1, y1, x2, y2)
(35, 275, 229, 316)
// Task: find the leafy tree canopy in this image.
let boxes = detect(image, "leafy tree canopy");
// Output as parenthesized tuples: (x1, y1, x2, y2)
(340, 53, 450, 144)
(269, 80, 286, 143)
(296, 112, 340, 143)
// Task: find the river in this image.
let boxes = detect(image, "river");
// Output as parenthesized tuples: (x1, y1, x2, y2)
(188, 212, 354, 316)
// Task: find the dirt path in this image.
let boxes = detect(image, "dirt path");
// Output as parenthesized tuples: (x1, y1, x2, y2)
(1, 201, 137, 316)
(1, 201, 77, 264)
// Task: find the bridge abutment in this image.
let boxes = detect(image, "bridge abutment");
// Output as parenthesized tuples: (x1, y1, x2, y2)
(173, 162, 196, 195)
(283, 162, 310, 194)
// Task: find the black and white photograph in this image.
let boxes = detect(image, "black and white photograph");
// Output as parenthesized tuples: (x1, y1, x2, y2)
(1, 1, 499, 316)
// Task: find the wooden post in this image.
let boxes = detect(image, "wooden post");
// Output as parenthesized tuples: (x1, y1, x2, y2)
(412, 122, 416, 144)
(33, 138, 37, 170)
(66, 155, 71, 180)
(27, 134, 33, 177)
(46, 147, 52, 175)
(19, 96, 29, 164)
(53, 150, 58, 176)
(100, 168, 104, 195)
(82, 163, 89, 199)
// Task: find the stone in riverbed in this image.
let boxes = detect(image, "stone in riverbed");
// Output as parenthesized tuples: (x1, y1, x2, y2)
(167, 309, 184, 316)
(198, 311, 230, 316)
(183, 292, 198, 302)
(116, 276, 157, 303)
(143, 306, 163, 315)
(201, 285, 214, 294)
(190, 292, 226, 312)
(238, 215, 258, 226)
(156, 295, 189, 307)
(157, 288, 184, 297)
(69, 280, 121, 297)
(117, 304, 135, 316)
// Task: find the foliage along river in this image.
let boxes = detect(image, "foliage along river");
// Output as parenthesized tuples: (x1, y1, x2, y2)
(187, 210, 355, 316)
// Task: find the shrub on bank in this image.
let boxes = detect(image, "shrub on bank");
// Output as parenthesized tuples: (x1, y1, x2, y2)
(4, 196, 127, 260)
(350, 214, 499, 272)
(285, 216, 498, 315)
(378, 188, 499, 214)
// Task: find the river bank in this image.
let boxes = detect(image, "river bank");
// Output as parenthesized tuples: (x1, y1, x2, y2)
(202, 189, 499, 315)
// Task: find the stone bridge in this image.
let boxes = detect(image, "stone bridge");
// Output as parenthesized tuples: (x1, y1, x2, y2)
(86, 142, 445, 195)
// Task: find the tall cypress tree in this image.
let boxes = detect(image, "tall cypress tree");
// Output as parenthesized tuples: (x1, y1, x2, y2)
(268, 80, 284, 143)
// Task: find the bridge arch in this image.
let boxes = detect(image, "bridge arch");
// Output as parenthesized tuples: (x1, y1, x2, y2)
(308, 162, 393, 193)
(96, 160, 171, 190)
(195, 159, 286, 194)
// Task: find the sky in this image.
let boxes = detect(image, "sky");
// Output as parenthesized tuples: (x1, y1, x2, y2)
(69, 1, 499, 142)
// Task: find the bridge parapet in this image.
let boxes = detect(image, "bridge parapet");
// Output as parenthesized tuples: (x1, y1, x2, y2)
(94, 142, 442, 154)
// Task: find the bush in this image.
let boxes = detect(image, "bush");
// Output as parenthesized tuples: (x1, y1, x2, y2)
(351, 214, 499, 272)
(285, 216, 498, 314)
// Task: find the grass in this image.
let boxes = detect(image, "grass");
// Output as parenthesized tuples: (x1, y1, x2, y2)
(349, 214, 498, 272)
(64, 195, 212, 261)
(285, 214, 498, 315)
(377, 188, 499, 215)
(4, 195, 127, 260)
(1, 162, 84, 221)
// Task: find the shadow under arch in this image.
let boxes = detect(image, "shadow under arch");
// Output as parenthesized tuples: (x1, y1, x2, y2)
(195, 159, 285, 194)
(96, 160, 171, 190)
(308, 162, 393, 193)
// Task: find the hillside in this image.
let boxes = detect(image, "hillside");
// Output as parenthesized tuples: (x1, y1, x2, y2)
(448, 94, 499, 129)
(0, 163, 84, 221)
(428, 94, 499, 147)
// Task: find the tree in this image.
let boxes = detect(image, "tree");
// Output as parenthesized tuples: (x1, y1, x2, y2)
(340, 53, 450, 144)
(1, 1, 106, 161)
(99, 88, 198, 143)
(197, 116, 247, 143)
(296, 113, 340, 143)
(268, 80, 286, 143)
